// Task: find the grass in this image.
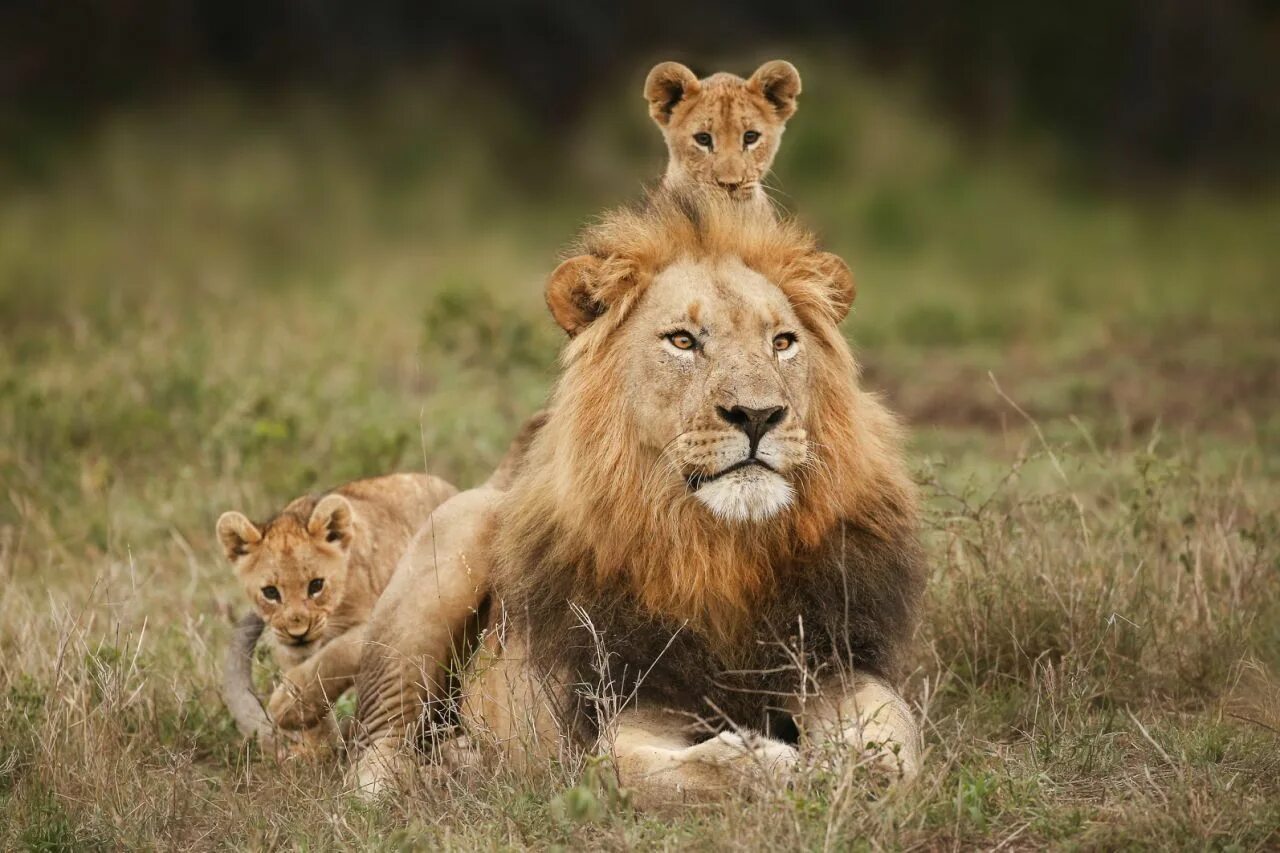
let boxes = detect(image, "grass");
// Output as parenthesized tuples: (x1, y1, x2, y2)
(1, 55, 1278, 849)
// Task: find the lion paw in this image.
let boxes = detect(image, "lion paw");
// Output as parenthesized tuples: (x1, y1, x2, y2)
(439, 734, 481, 772)
(848, 723, 919, 782)
(859, 739, 918, 781)
(700, 731, 799, 774)
(349, 741, 417, 799)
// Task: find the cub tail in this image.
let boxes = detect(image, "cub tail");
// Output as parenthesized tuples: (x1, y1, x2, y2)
(222, 612, 276, 744)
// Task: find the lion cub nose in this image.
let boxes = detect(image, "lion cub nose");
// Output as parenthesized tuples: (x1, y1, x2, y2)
(717, 405, 787, 453)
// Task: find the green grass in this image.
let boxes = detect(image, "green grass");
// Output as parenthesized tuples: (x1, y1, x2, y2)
(1, 55, 1278, 849)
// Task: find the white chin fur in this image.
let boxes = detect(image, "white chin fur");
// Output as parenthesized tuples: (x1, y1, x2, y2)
(694, 467, 794, 522)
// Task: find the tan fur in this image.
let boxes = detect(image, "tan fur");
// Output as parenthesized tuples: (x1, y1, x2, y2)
(351, 191, 923, 807)
(538, 188, 875, 647)
(645, 60, 801, 204)
(349, 484, 509, 788)
(217, 472, 456, 739)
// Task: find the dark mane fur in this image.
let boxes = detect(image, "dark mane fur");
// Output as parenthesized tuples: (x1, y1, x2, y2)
(501, 511, 923, 741)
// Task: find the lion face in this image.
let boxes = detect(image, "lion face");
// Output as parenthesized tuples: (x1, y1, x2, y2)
(645, 61, 801, 202)
(216, 495, 354, 651)
(616, 256, 812, 521)
(545, 198, 855, 528)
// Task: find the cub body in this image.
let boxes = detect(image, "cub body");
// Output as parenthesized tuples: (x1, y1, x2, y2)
(644, 60, 801, 204)
(217, 472, 456, 737)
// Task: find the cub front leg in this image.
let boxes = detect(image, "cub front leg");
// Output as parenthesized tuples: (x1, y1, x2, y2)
(796, 672, 920, 780)
(267, 625, 369, 730)
(606, 710, 797, 809)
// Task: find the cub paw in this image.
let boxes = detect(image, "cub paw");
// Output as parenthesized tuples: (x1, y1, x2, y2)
(268, 681, 323, 730)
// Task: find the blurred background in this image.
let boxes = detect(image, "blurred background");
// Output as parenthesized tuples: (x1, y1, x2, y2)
(1, 1, 1278, 516)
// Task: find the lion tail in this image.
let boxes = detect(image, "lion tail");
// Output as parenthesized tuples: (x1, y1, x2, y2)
(222, 611, 275, 742)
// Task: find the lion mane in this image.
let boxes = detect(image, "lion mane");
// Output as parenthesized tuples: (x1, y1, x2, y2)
(491, 189, 926, 740)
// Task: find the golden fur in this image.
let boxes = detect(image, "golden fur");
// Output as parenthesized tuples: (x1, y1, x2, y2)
(350, 190, 924, 805)
(533, 188, 886, 646)
(644, 60, 801, 203)
(217, 472, 456, 738)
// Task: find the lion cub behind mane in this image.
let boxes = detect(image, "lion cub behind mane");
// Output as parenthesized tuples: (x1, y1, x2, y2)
(217, 472, 456, 745)
(644, 59, 801, 205)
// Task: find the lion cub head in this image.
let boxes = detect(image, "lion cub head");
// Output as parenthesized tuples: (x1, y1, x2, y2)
(544, 189, 855, 527)
(216, 495, 355, 650)
(644, 60, 801, 203)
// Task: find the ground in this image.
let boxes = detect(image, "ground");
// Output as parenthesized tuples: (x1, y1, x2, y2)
(1, 60, 1278, 849)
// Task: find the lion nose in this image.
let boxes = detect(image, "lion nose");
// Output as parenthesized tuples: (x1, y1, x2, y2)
(717, 405, 787, 453)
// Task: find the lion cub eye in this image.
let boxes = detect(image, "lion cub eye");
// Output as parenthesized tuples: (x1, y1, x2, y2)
(743, 130, 761, 146)
(773, 333, 798, 357)
(308, 578, 324, 597)
(693, 132, 713, 149)
(666, 331, 697, 351)
(261, 586, 281, 602)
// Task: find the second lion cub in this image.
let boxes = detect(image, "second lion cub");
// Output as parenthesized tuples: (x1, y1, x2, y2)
(217, 472, 456, 744)
(644, 59, 802, 204)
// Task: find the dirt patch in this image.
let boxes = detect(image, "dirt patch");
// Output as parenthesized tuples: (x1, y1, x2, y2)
(861, 331, 1280, 436)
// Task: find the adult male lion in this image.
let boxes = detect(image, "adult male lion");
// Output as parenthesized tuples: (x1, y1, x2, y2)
(351, 189, 926, 807)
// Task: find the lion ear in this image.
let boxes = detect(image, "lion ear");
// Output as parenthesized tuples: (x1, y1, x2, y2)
(308, 495, 354, 550)
(546, 255, 607, 336)
(644, 62, 700, 126)
(748, 60, 802, 121)
(813, 251, 856, 322)
(216, 512, 262, 563)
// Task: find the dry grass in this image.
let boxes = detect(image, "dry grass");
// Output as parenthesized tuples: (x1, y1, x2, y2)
(1, 59, 1278, 849)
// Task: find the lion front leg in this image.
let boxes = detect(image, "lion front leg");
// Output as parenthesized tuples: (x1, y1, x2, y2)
(795, 672, 921, 780)
(605, 710, 797, 809)
(348, 486, 498, 795)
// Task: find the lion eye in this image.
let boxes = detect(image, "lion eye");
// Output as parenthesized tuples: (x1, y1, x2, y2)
(743, 130, 761, 146)
(308, 578, 324, 597)
(693, 132, 713, 149)
(666, 331, 697, 351)
(261, 586, 281, 602)
(773, 333, 797, 353)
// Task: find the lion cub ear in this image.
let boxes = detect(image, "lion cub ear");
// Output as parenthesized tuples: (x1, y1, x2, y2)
(747, 60, 802, 121)
(216, 512, 262, 563)
(813, 251, 856, 322)
(546, 255, 608, 336)
(308, 495, 354, 550)
(644, 61, 700, 126)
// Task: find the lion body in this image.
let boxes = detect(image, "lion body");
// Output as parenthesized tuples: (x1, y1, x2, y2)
(351, 191, 925, 807)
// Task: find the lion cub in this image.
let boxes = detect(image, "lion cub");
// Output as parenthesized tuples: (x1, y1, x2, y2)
(644, 59, 801, 204)
(217, 472, 456, 742)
